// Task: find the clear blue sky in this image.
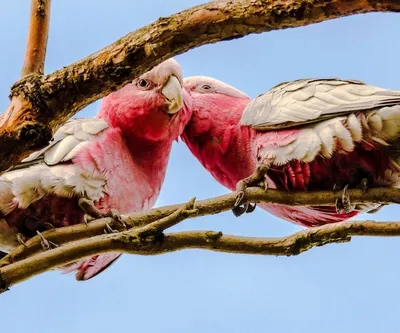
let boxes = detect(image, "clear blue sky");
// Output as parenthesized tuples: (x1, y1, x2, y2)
(1, 2, 399, 332)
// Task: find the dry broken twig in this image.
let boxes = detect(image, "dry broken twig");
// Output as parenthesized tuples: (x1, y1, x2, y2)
(0, 0, 399, 172)
(0, 0, 52, 177)
(0, 187, 399, 292)
(20, 0, 51, 77)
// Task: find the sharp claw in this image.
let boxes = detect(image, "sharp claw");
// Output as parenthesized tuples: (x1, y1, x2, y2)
(83, 214, 93, 226)
(232, 165, 268, 217)
(245, 203, 257, 214)
(234, 191, 245, 208)
(335, 198, 344, 214)
(342, 185, 350, 213)
(79, 198, 126, 230)
(16, 233, 27, 247)
(36, 231, 59, 251)
(109, 209, 126, 229)
(342, 184, 349, 195)
(341, 184, 354, 213)
(232, 206, 247, 217)
(360, 178, 368, 194)
(78, 198, 104, 221)
(104, 223, 119, 234)
(333, 182, 342, 193)
(232, 202, 256, 217)
(43, 222, 56, 230)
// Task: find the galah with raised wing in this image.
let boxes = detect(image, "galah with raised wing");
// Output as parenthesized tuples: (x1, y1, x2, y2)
(181, 77, 400, 226)
(0, 58, 191, 280)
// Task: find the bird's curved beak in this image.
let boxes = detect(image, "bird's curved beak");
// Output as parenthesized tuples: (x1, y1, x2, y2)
(161, 75, 183, 115)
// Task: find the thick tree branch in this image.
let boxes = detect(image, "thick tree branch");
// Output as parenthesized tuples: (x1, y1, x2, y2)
(1, 187, 399, 266)
(20, 0, 51, 77)
(2, 218, 400, 293)
(0, 0, 399, 172)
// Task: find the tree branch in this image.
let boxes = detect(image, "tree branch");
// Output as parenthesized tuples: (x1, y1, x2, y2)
(2, 218, 400, 293)
(20, 0, 51, 77)
(0, 0, 399, 172)
(132, 198, 198, 239)
(1, 187, 398, 266)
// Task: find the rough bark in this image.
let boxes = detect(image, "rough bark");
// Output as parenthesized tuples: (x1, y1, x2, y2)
(2, 218, 400, 293)
(0, 187, 398, 267)
(0, 0, 399, 172)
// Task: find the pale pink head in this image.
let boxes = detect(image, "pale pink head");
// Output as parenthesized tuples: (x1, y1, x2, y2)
(98, 58, 192, 142)
(181, 76, 253, 190)
(182, 76, 250, 137)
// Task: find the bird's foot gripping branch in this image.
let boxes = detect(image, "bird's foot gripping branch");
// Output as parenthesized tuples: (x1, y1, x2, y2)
(0, 187, 399, 293)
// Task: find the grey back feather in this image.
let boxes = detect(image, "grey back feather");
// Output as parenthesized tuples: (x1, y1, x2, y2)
(240, 78, 400, 131)
(11, 118, 108, 171)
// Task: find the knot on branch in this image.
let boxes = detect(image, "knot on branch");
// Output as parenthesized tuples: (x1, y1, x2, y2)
(135, 228, 163, 242)
(10, 74, 53, 118)
(206, 231, 223, 241)
(36, 0, 47, 17)
(18, 123, 52, 148)
(119, 231, 165, 249)
(205, 231, 223, 248)
(288, 230, 351, 256)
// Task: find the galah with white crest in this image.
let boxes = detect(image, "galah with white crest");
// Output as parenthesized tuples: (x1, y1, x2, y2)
(181, 77, 400, 226)
(0, 58, 192, 280)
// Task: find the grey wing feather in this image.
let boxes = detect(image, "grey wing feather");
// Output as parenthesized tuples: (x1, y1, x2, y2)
(240, 78, 400, 131)
(11, 118, 108, 171)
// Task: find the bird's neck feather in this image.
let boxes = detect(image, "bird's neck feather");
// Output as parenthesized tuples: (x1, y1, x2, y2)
(97, 93, 174, 174)
(182, 94, 254, 189)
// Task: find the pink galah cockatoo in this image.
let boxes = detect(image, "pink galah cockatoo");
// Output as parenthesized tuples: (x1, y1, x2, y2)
(0, 58, 191, 280)
(181, 77, 400, 226)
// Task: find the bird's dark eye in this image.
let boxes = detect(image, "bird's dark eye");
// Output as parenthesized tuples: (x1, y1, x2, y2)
(138, 79, 149, 88)
(202, 84, 211, 90)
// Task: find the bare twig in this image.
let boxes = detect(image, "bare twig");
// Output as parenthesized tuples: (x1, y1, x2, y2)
(132, 198, 197, 239)
(0, 0, 399, 172)
(1, 187, 399, 266)
(2, 219, 400, 293)
(21, 0, 51, 77)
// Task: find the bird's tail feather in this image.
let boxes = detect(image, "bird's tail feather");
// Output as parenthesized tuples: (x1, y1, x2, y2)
(60, 252, 122, 281)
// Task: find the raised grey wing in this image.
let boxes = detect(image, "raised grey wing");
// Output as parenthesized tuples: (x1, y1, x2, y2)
(240, 78, 400, 131)
(11, 118, 108, 171)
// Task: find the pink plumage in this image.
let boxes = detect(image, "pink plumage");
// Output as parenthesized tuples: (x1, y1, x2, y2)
(0, 59, 192, 280)
(182, 76, 400, 227)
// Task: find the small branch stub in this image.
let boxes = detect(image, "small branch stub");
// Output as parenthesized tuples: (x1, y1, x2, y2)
(21, 0, 52, 77)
